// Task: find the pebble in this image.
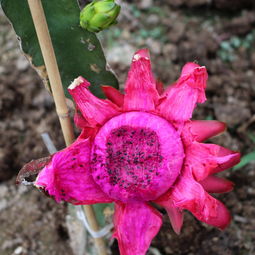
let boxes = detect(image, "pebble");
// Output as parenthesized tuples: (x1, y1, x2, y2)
(106, 44, 136, 65)
(14, 246, 23, 254)
(15, 55, 29, 71)
(139, 0, 153, 9)
(146, 38, 161, 54)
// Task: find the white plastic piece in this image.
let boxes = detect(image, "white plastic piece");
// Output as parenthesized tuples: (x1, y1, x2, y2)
(21, 180, 34, 186)
(76, 206, 113, 238)
(149, 247, 162, 255)
(41, 132, 57, 154)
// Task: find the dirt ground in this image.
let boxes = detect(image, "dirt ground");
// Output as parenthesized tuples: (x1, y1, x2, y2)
(1, 0, 255, 254)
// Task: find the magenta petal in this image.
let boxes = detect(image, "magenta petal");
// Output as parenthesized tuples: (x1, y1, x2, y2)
(157, 63, 208, 122)
(35, 138, 112, 204)
(181, 62, 200, 75)
(74, 109, 91, 129)
(113, 202, 162, 255)
(212, 146, 241, 174)
(182, 120, 226, 144)
(199, 175, 234, 193)
(156, 80, 164, 95)
(123, 49, 159, 111)
(170, 170, 231, 229)
(68, 77, 119, 126)
(155, 199, 183, 234)
(186, 142, 240, 181)
(101, 85, 124, 107)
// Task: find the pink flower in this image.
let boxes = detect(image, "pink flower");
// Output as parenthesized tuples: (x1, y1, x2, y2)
(35, 49, 240, 255)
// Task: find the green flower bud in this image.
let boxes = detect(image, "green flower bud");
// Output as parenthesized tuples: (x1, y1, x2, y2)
(80, 0, 121, 33)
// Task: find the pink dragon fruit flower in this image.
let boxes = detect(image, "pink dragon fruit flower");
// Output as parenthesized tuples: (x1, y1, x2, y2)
(35, 49, 240, 255)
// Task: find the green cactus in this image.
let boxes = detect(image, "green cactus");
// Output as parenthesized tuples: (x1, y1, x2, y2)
(80, 0, 121, 33)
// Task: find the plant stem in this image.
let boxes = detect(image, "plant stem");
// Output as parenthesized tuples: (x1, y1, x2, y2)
(27, 1, 107, 254)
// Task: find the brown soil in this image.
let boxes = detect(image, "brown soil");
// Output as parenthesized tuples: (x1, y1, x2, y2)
(1, 1, 255, 254)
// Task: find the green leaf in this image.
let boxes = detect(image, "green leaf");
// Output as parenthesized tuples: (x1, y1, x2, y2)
(0, 0, 119, 98)
(248, 133, 255, 143)
(233, 150, 255, 171)
(93, 203, 114, 227)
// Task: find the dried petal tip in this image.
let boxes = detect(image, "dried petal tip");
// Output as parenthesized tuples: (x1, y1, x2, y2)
(16, 156, 53, 184)
(124, 48, 158, 111)
(133, 49, 150, 61)
(68, 76, 90, 90)
(181, 62, 201, 75)
(68, 77, 119, 127)
(181, 63, 208, 91)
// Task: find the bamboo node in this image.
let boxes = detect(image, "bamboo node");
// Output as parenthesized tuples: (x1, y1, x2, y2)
(57, 111, 71, 119)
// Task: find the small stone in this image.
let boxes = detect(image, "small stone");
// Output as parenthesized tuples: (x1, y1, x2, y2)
(146, 38, 161, 54)
(0, 66, 6, 74)
(168, 21, 185, 43)
(0, 199, 7, 212)
(139, 0, 153, 9)
(147, 14, 159, 25)
(212, 237, 219, 242)
(32, 90, 53, 108)
(214, 101, 251, 127)
(162, 44, 177, 61)
(106, 44, 136, 66)
(14, 246, 23, 254)
(15, 55, 29, 71)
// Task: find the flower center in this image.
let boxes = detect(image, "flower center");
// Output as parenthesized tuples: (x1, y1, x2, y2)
(91, 112, 184, 202)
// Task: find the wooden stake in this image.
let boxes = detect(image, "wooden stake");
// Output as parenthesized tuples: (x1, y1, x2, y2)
(83, 205, 108, 255)
(27, 1, 107, 254)
(27, 0, 74, 146)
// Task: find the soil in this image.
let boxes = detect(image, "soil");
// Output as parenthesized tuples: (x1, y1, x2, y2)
(1, 1, 255, 255)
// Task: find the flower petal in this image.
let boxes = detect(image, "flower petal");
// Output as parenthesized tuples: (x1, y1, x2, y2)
(113, 201, 162, 255)
(68, 76, 119, 126)
(186, 142, 240, 181)
(157, 170, 231, 230)
(156, 79, 164, 95)
(157, 63, 208, 122)
(155, 200, 183, 234)
(17, 156, 53, 184)
(35, 138, 112, 204)
(199, 175, 234, 193)
(74, 111, 100, 139)
(123, 49, 159, 111)
(101, 85, 124, 107)
(182, 120, 226, 144)
(74, 109, 91, 129)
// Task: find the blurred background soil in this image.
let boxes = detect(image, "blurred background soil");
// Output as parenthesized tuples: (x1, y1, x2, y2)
(1, 0, 255, 254)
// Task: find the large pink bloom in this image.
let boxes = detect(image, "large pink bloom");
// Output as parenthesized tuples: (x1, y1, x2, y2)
(35, 49, 240, 255)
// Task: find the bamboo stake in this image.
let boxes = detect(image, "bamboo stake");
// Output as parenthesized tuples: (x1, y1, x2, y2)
(27, 1, 107, 255)
(83, 205, 108, 255)
(27, 0, 74, 146)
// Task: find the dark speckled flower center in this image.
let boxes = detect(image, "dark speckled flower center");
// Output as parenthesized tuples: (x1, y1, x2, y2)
(106, 126, 162, 189)
(91, 112, 184, 202)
